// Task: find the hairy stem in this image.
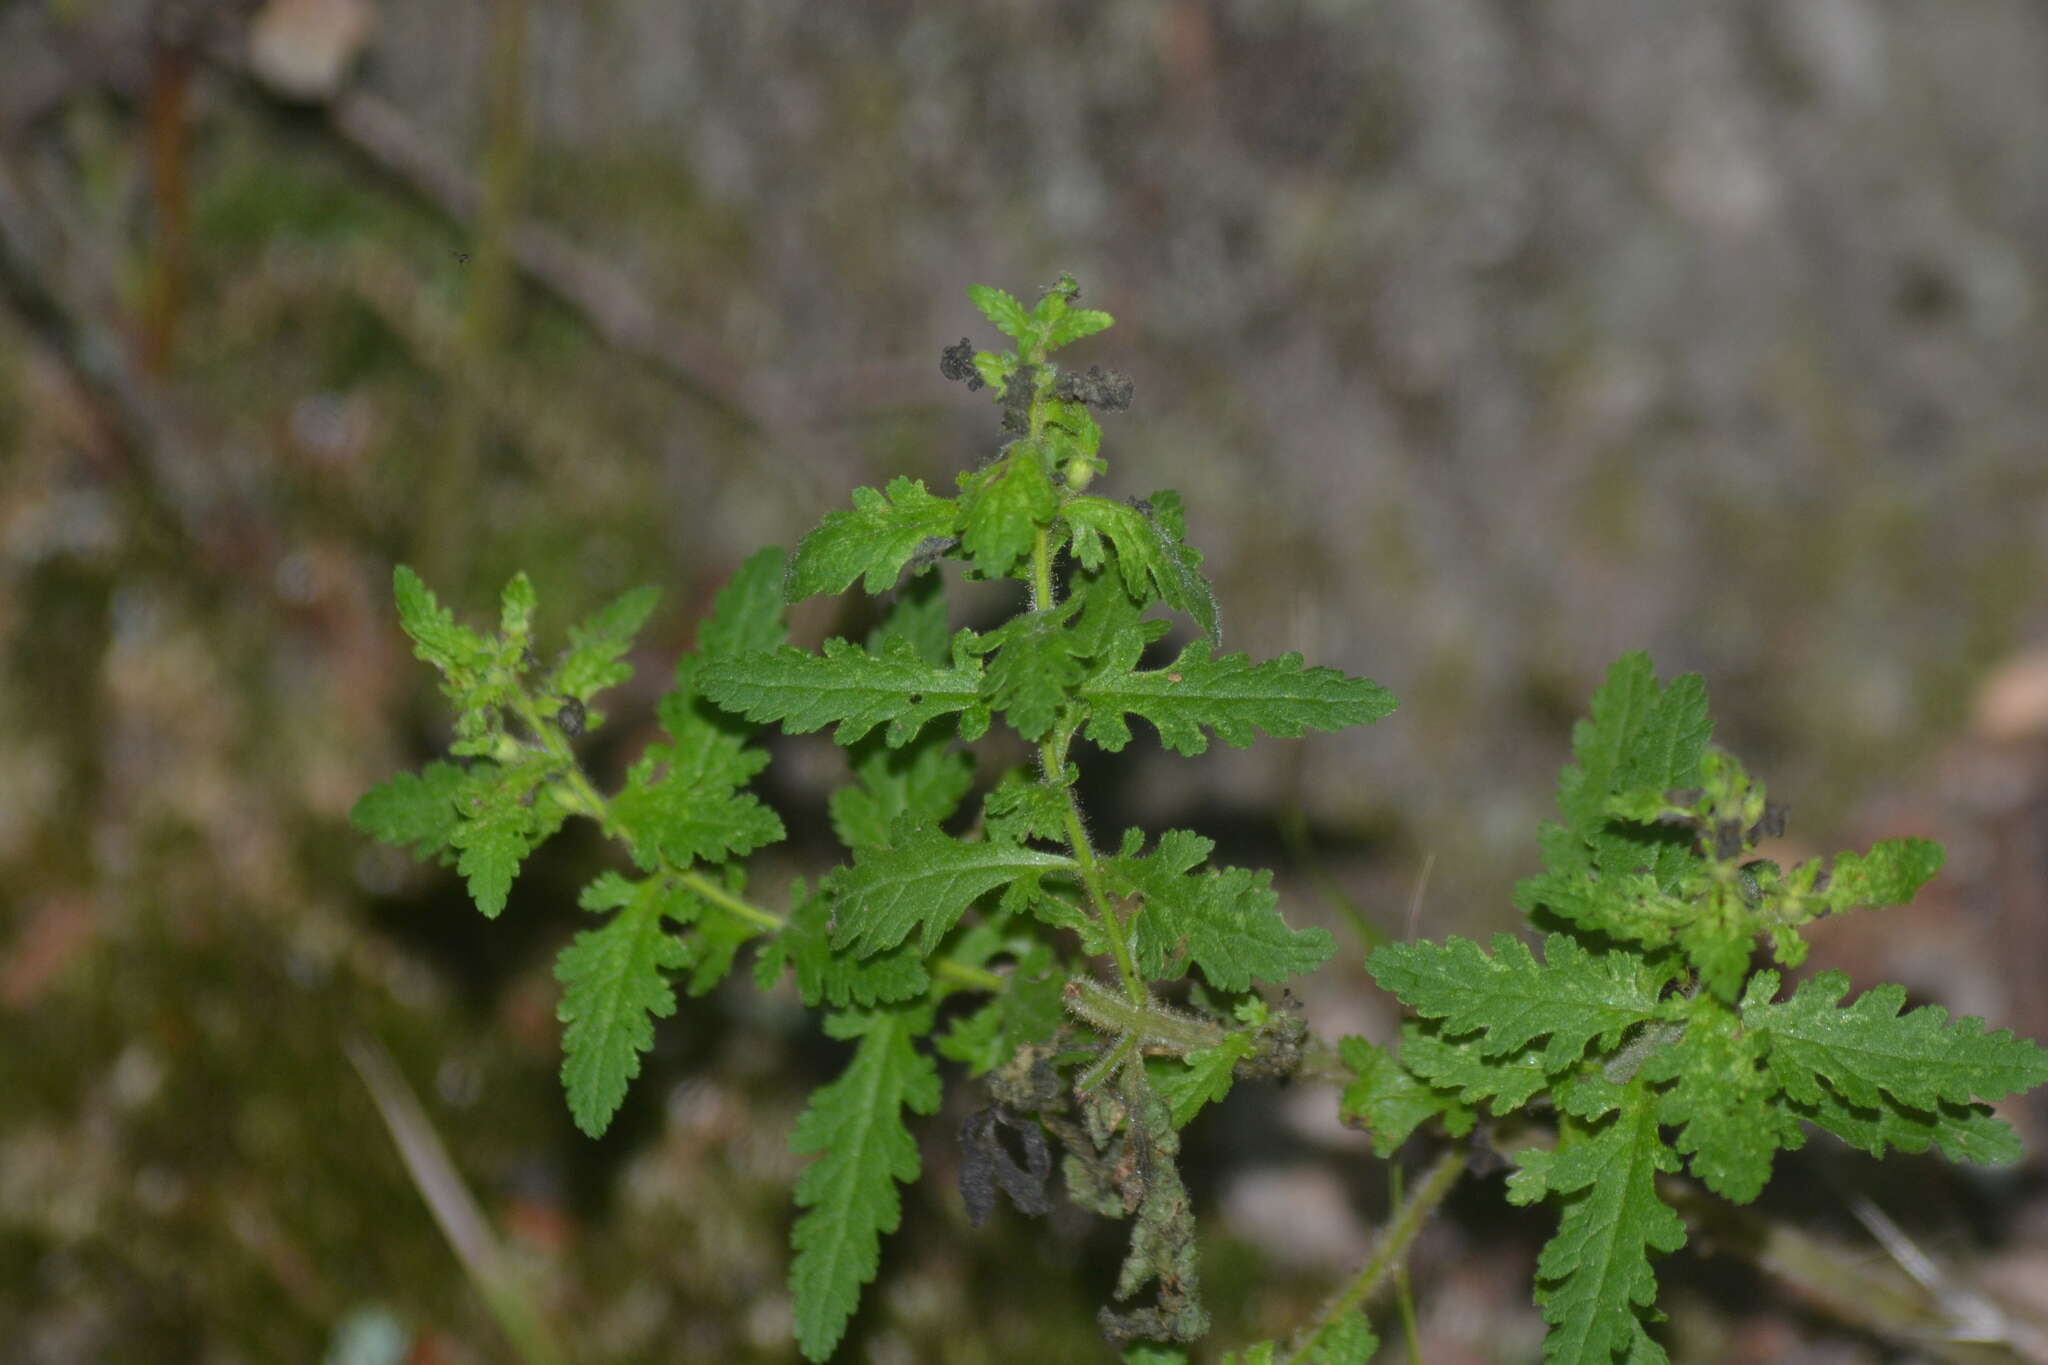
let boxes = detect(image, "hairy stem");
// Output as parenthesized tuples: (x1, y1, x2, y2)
(1030, 511, 1144, 1006)
(1281, 1146, 1466, 1364)
(1064, 976, 1228, 1055)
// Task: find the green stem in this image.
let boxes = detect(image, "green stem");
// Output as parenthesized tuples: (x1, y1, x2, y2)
(1076, 1032, 1142, 1094)
(1280, 1147, 1466, 1364)
(673, 867, 780, 934)
(1043, 737, 1143, 1002)
(934, 957, 1008, 992)
(1019, 370, 1148, 1008)
(1030, 523, 1055, 612)
(1030, 555, 1142, 1006)
(1064, 976, 1226, 1055)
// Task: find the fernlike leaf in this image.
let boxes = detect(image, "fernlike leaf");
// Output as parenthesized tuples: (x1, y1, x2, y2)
(831, 825, 1076, 958)
(790, 1005, 942, 1363)
(543, 583, 660, 713)
(1064, 570, 1163, 705)
(1081, 638, 1396, 757)
(1112, 830, 1334, 990)
(981, 766, 1073, 846)
(393, 566, 525, 751)
(785, 477, 960, 601)
(1558, 652, 1712, 837)
(697, 546, 790, 659)
(498, 572, 538, 648)
(959, 447, 1059, 579)
(446, 755, 570, 918)
(1365, 934, 1666, 1071)
(829, 732, 976, 853)
(1639, 1008, 1802, 1203)
(755, 877, 930, 1009)
(1395, 1022, 1553, 1116)
(1337, 1035, 1477, 1156)
(393, 564, 490, 680)
(972, 601, 1085, 742)
(1808, 837, 1946, 916)
(613, 660, 784, 871)
(1745, 969, 2048, 1112)
(967, 284, 1031, 342)
(350, 760, 466, 860)
(673, 862, 766, 997)
(934, 944, 1064, 1076)
(700, 634, 988, 748)
(1788, 1075, 2024, 1166)
(1045, 306, 1115, 352)
(1157, 1033, 1255, 1127)
(1515, 1090, 1687, 1364)
(1063, 493, 1219, 642)
(1517, 654, 1712, 926)
(865, 568, 951, 664)
(556, 872, 698, 1137)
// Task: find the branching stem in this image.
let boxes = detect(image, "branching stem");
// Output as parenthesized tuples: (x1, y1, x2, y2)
(514, 691, 1011, 990)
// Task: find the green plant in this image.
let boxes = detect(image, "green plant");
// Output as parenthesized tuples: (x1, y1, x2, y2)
(354, 277, 2048, 1363)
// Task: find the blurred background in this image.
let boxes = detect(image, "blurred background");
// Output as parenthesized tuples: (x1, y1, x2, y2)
(4, 1, 2048, 1361)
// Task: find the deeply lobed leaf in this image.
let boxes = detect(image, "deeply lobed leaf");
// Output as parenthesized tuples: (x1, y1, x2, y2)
(1639, 1008, 1802, 1203)
(790, 1005, 942, 1362)
(1064, 493, 1219, 642)
(831, 826, 1075, 957)
(1112, 829, 1334, 990)
(1156, 1034, 1255, 1127)
(972, 602, 1086, 741)
(697, 546, 791, 658)
(393, 564, 491, 681)
(613, 662, 785, 871)
(1513, 1090, 1687, 1364)
(701, 635, 988, 748)
(1337, 1036, 1477, 1156)
(1365, 933, 1668, 1071)
(445, 755, 570, 918)
(829, 733, 976, 853)
(967, 284, 1031, 341)
(1081, 639, 1395, 756)
(351, 760, 466, 860)
(556, 873, 698, 1137)
(1745, 969, 2048, 1113)
(786, 477, 960, 601)
(1517, 653, 1712, 935)
(543, 583, 660, 716)
(1395, 1023, 1553, 1117)
(756, 878, 930, 1009)
(933, 940, 1064, 1076)
(959, 447, 1059, 579)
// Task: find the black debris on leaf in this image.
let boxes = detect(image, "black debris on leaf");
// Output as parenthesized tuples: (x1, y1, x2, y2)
(940, 338, 984, 390)
(908, 535, 959, 574)
(555, 696, 587, 736)
(1053, 365, 1135, 412)
(1656, 790, 1790, 860)
(958, 1104, 1054, 1228)
(1000, 364, 1040, 433)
